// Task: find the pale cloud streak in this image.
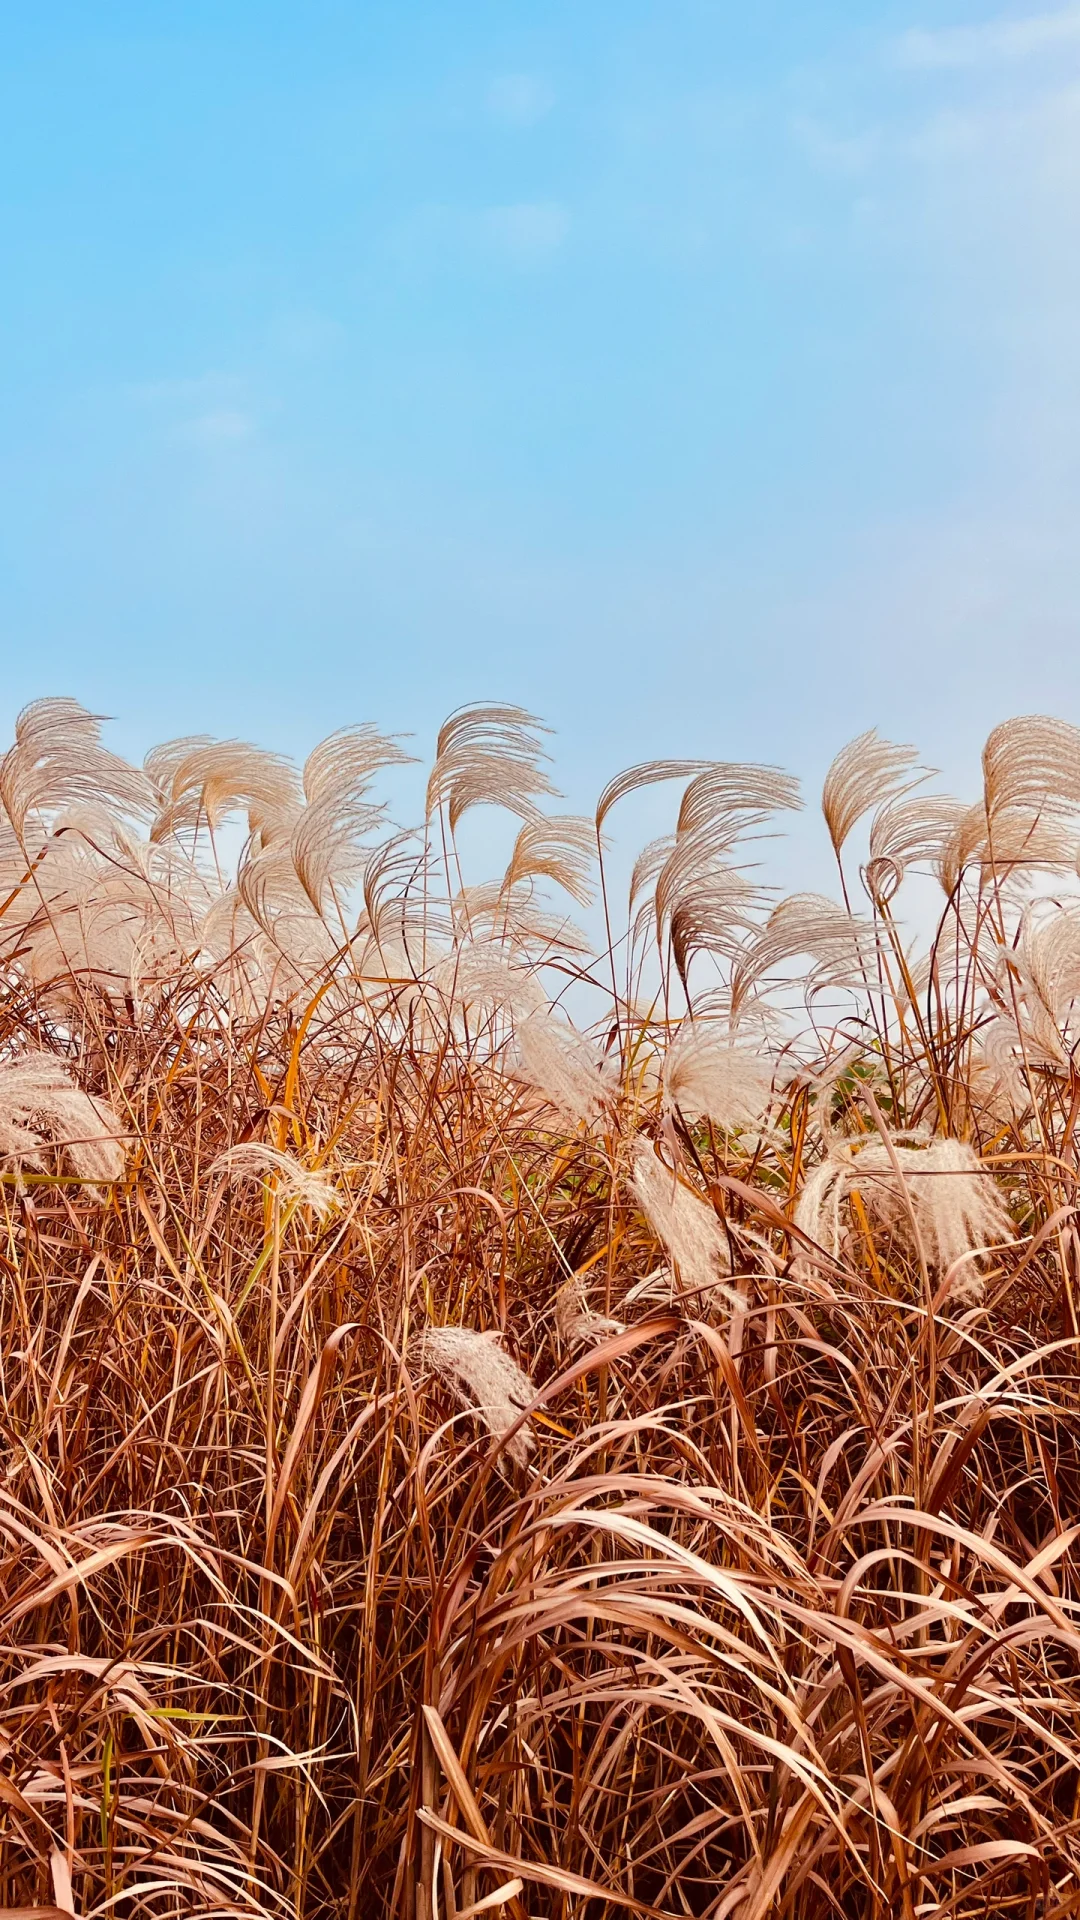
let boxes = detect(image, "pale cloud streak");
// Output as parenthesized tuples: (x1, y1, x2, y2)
(483, 201, 569, 266)
(178, 409, 256, 448)
(894, 7, 1080, 70)
(487, 73, 555, 127)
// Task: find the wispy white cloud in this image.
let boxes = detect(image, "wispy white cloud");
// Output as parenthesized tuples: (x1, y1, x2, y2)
(127, 374, 258, 448)
(789, 115, 880, 176)
(894, 7, 1080, 70)
(177, 409, 256, 447)
(394, 198, 569, 273)
(487, 73, 555, 127)
(483, 201, 568, 265)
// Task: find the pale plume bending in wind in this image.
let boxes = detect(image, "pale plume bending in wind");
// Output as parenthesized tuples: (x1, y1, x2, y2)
(794, 1138, 1013, 1302)
(822, 729, 920, 861)
(0, 698, 154, 838)
(675, 763, 801, 839)
(982, 715, 1080, 823)
(661, 1022, 773, 1133)
(652, 762, 801, 990)
(594, 757, 715, 833)
(0, 1052, 127, 1194)
(627, 833, 676, 950)
(452, 879, 589, 958)
(864, 793, 967, 905)
(422, 940, 547, 1034)
(291, 724, 413, 914)
(977, 902, 1080, 1096)
(926, 715, 1080, 901)
(426, 703, 558, 831)
(655, 834, 761, 988)
(936, 801, 1076, 900)
(419, 1325, 537, 1466)
(1, 823, 216, 999)
(354, 833, 442, 988)
(511, 1010, 617, 1125)
(209, 1144, 341, 1220)
(1011, 900, 1080, 1041)
(730, 894, 876, 1021)
(630, 1140, 731, 1301)
(502, 814, 597, 908)
(145, 737, 301, 843)
(974, 1017, 1038, 1117)
(554, 1271, 626, 1348)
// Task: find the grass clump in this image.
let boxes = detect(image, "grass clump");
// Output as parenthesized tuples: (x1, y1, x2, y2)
(0, 699, 1075, 1917)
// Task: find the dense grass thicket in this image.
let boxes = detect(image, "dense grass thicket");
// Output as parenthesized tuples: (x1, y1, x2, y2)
(0, 696, 1077, 1919)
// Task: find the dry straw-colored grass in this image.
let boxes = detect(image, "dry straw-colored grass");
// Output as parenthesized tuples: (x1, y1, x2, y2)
(0, 698, 1076, 1918)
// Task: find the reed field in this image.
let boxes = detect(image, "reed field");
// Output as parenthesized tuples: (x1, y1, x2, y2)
(0, 694, 1078, 1919)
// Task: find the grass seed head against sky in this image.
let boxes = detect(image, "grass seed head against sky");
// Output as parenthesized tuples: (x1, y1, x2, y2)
(1, 1, 1079, 833)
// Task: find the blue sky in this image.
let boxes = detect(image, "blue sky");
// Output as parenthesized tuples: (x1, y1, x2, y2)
(2, 1, 1080, 846)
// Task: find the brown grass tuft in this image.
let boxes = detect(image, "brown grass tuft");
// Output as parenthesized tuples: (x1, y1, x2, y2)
(0, 694, 1075, 1919)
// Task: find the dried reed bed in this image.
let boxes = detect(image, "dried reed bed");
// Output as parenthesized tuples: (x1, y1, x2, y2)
(0, 699, 1076, 1919)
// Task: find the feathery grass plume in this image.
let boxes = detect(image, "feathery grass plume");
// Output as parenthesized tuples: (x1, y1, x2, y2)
(16, 866, 201, 1000)
(982, 714, 1080, 821)
(675, 762, 801, 838)
(730, 892, 876, 1019)
(974, 1015, 1035, 1116)
(662, 1021, 772, 1132)
(425, 703, 558, 831)
(291, 724, 413, 913)
(357, 830, 444, 982)
(654, 832, 761, 987)
(1014, 899, 1080, 1035)
(145, 736, 301, 842)
(595, 758, 716, 831)
(420, 1325, 537, 1465)
(982, 901, 1080, 1078)
(502, 814, 597, 907)
(627, 832, 676, 950)
(864, 792, 967, 904)
(511, 1010, 616, 1124)
(822, 728, 920, 859)
(554, 1272, 626, 1347)
(424, 939, 546, 1032)
(630, 1138, 731, 1297)
(0, 697, 153, 837)
(452, 879, 589, 957)
(229, 842, 337, 1003)
(10, 810, 217, 996)
(651, 768, 802, 991)
(937, 800, 1076, 898)
(630, 834, 676, 910)
(0, 1051, 126, 1193)
(209, 1143, 340, 1219)
(794, 1137, 1013, 1298)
